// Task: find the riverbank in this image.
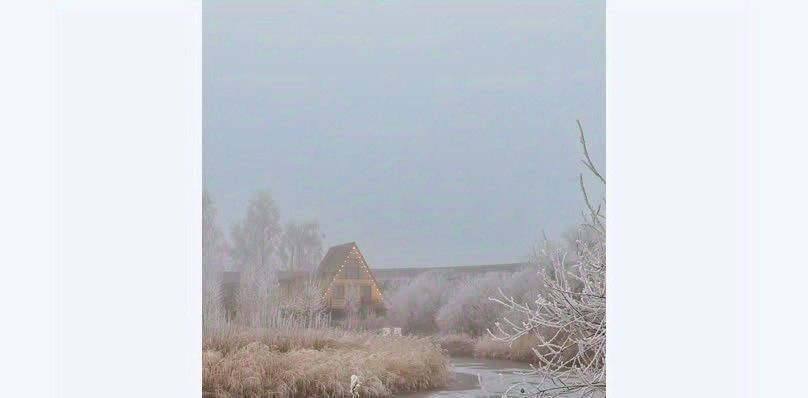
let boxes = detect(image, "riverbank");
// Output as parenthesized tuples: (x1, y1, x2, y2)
(395, 357, 536, 398)
(203, 328, 451, 398)
(434, 334, 539, 363)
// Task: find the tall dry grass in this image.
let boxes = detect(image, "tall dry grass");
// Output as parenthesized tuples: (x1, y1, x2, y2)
(472, 335, 540, 363)
(203, 328, 451, 398)
(433, 333, 541, 363)
(432, 334, 476, 357)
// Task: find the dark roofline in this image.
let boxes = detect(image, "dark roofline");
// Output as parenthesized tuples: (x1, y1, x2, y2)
(372, 262, 528, 278)
(316, 241, 357, 277)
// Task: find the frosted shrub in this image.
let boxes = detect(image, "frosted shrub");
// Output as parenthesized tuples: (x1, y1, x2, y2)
(343, 285, 361, 330)
(434, 269, 539, 337)
(500, 267, 543, 315)
(283, 277, 329, 328)
(386, 271, 452, 334)
(436, 273, 505, 337)
(236, 265, 281, 327)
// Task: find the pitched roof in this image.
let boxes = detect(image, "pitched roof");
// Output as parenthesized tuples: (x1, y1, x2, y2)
(316, 241, 357, 278)
(317, 242, 386, 302)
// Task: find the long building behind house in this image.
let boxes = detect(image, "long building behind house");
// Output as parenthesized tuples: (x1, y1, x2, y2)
(372, 262, 528, 291)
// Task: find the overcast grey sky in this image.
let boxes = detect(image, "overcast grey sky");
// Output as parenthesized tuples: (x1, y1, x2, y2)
(203, 1, 604, 267)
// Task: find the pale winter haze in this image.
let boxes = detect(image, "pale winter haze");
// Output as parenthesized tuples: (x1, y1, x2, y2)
(204, 1, 605, 266)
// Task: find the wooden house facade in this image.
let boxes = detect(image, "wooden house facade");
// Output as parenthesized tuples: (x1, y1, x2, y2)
(278, 242, 386, 317)
(317, 242, 385, 316)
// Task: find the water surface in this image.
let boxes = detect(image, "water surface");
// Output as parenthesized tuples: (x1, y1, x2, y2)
(396, 357, 541, 398)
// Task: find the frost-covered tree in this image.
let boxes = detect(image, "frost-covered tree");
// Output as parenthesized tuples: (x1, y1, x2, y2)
(202, 190, 230, 334)
(387, 271, 452, 334)
(489, 121, 606, 398)
(230, 191, 283, 326)
(203, 190, 230, 276)
(279, 220, 324, 272)
(230, 191, 282, 273)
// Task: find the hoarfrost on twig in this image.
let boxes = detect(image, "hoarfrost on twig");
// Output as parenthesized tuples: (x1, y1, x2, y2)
(488, 121, 606, 398)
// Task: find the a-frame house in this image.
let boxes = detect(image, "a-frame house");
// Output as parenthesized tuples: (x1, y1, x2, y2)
(317, 242, 385, 317)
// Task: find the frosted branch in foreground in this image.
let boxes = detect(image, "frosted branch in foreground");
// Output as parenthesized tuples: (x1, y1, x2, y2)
(488, 121, 605, 398)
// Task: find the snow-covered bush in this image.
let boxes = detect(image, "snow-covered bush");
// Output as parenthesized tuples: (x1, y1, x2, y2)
(386, 271, 452, 334)
(282, 277, 328, 328)
(500, 267, 543, 308)
(236, 265, 281, 327)
(435, 269, 540, 337)
(436, 273, 505, 337)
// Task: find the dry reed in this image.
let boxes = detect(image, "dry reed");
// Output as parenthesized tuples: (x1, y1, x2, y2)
(203, 328, 450, 398)
(473, 334, 541, 363)
(432, 333, 542, 363)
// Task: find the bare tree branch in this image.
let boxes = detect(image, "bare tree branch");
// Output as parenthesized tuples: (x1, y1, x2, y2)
(488, 122, 606, 398)
(577, 119, 605, 185)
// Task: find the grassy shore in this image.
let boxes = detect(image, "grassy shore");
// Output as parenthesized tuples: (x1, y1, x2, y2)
(433, 334, 540, 363)
(203, 328, 451, 398)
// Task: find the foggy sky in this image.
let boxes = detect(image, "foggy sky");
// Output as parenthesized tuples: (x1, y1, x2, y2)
(203, 1, 605, 267)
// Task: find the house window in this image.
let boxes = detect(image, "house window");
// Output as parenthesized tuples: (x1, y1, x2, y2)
(334, 284, 345, 299)
(345, 265, 359, 279)
(361, 285, 371, 303)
